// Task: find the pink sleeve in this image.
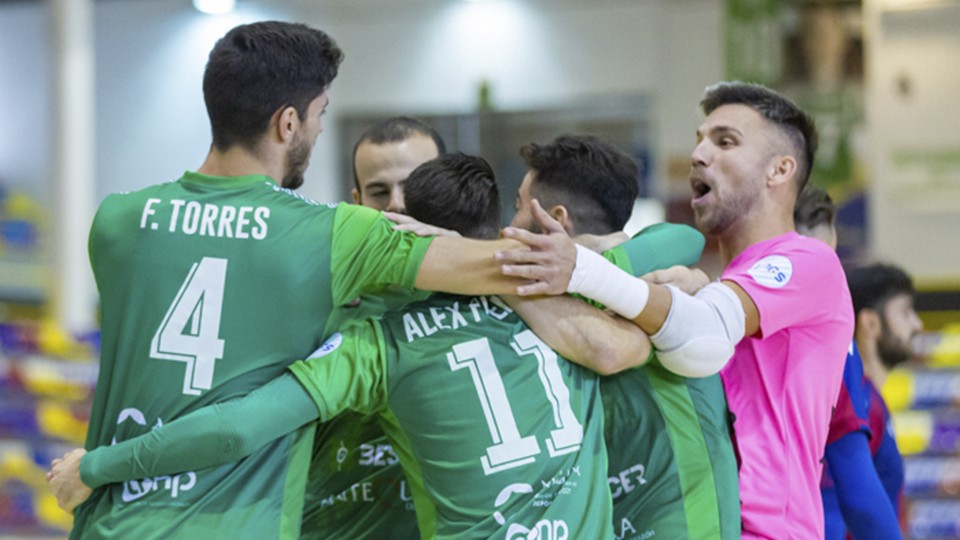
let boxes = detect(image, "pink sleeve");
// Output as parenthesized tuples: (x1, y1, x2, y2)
(722, 237, 851, 339)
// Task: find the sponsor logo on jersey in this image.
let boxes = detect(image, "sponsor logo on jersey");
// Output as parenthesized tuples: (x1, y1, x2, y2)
(608, 463, 647, 500)
(614, 518, 655, 540)
(491, 482, 575, 539)
(112, 407, 199, 503)
(310, 332, 343, 358)
(747, 255, 793, 289)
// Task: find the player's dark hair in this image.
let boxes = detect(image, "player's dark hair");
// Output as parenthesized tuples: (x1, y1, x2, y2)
(352, 116, 447, 189)
(846, 263, 916, 315)
(404, 153, 501, 240)
(701, 81, 819, 194)
(203, 21, 344, 152)
(519, 134, 638, 234)
(793, 185, 835, 232)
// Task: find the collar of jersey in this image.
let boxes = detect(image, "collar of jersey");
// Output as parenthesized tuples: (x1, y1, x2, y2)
(180, 170, 275, 189)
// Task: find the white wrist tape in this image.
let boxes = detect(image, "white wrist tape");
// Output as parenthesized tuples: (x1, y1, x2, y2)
(566, 244, 649, 319)
(651, 283, 746, 378)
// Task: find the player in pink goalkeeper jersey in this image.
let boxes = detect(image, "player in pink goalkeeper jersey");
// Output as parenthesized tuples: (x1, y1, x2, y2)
(719, 232, 852, 537)
(498, 81, 854, 538)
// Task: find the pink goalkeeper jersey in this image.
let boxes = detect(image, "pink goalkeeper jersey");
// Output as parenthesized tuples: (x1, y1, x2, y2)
(720, 232, 854, 539)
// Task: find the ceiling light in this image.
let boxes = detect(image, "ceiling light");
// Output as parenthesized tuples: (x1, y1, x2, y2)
(193, 0, 235, 15)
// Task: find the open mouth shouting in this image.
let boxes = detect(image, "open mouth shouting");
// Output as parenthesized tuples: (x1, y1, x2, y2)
(690, 175, 712, 206)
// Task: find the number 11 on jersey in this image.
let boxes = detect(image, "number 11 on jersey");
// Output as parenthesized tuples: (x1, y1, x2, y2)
(150, 257, 227, 395)
(448, 330, 584, 476)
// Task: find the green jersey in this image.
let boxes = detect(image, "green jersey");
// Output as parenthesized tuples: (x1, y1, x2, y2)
(291, 294, 614, 540)
(302, 300, 424, 540)
(76, 171, 431, 539)
(599, 224, 740, 540)
(299, 225, 696, 539)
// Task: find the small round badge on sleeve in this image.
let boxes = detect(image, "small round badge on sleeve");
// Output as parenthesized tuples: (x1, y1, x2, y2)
(747, 256, 793, 289)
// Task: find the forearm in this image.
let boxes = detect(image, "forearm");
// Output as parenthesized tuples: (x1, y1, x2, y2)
(567, 246, 749, 377)
(502, 295, 652, 375)
(80, 375, 317, 488)
(827, 433, 903, 539)
(415, 236, 534, 296)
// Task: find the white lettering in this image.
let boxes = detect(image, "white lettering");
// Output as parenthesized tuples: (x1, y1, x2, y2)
(169, 200, 186, 232)
(198, 204, 217, 236)
(430, 307, 451, 330)
(399, 480, 413, 502)
(235, 207, 252, 239)
(153, 199, 270, 239)
(446, 302, 468, 329)
(468, 297, 484, 322)
(416, 312, 439, 336)
(218, 205, 237, 238)
(182, 201, 202, 234)
(120, 471, 198, 502)
(140, 198, 161, 229)
(252, 207, 270, 239)
(402, 297, 513, 343)
(403, 313, 425, 342)
(609, 463, 647, 500)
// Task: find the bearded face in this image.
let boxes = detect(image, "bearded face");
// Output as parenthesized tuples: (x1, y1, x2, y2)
(875, 293, 923, 370)
(281, 134, 310, 190)
(690, 104, 777, 237)
(876, 316, 914, 370)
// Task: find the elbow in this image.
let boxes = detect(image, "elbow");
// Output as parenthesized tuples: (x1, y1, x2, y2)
(218, 427, 256, 462)
(591, 340, 652, 376)
(656, 339, 733, 378)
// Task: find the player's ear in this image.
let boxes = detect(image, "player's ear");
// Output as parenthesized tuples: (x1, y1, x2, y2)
(274, 105, 300, 144)
(351, 188, 361, 205)
(548, 205, 574, 235)
(767, 154, 797, 188)
(857, 308, 882, 340)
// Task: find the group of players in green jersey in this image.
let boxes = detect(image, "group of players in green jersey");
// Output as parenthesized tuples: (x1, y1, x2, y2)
(43, 19, 829, 540)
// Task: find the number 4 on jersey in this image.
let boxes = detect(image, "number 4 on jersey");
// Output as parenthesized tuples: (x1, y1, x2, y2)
(150, 257, 227, 395)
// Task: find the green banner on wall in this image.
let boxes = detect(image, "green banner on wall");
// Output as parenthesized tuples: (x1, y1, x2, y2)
(726, 0, 782, 85)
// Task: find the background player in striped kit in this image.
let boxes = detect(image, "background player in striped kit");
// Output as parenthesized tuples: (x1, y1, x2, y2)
(794, 186, 902, 539)
(846, 262, 922, 535)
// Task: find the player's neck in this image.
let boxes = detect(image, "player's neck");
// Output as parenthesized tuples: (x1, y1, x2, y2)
(858, 339, 889, 389)
(198, 144, 283, 184)
(717, 218, 793, 267)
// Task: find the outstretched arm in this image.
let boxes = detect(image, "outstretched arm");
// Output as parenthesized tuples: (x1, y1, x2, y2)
(502, 294, 652, 375)
(500, 222, 704, 375)
(47, 375, 316, 511)
(498, 200, 759, 377)
(415, 235, 542, 296)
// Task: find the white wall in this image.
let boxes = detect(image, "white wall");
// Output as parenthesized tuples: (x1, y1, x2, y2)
(311, 0, 724, 198)
(92, 1, 309, 199)
(864, 0, 960, 282)
(0, 0, 724, 208)
(0, 2, 51, 202)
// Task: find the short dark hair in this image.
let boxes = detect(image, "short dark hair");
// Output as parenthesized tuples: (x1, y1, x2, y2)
(519, 134, 638, 234)
(793, 185, 835, 231)
(203, 21, 344, 152)
(701, 82, 819, 194)
(846, 263, 916, 315)
(352, 116, 447, 190)
(403, 153, 501, 240)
